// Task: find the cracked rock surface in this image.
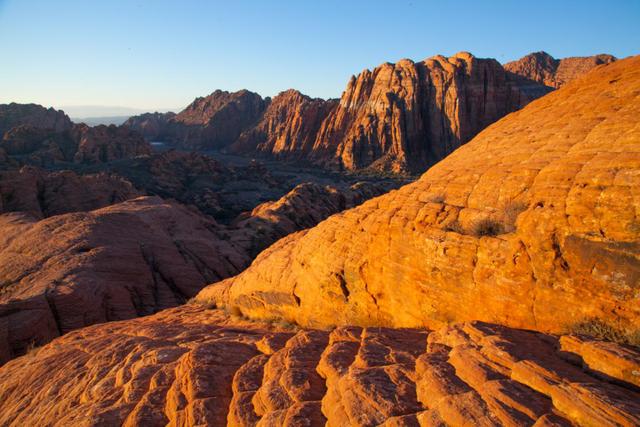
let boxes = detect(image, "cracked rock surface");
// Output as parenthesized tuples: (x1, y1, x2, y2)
(0, 306, 638, 426)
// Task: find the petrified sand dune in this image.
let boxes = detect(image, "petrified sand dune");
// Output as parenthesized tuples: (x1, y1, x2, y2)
(200, 55, 640, 334)
(0, 197, 247, 363)
(0, 305, 638, 426)
(0, 179, 390, 364)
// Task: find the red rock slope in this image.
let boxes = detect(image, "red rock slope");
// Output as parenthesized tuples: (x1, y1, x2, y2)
(0, 166, 140, 218)
(505, 51, 617, 88)
(0, 305, 638, 426)
(200, 55, 640, 334)
(0, 197, 248, 363)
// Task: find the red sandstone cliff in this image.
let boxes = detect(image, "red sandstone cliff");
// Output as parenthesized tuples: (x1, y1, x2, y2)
(231, 89, 337, 159)
(504, 51, 617, 88)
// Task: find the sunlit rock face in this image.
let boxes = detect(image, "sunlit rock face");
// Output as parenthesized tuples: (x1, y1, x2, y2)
(231, 89, 337, 159)
(0, 306, 639, 426)
(308, 52, 549, 173)
(200, 56, 640, 335)
(504, 51, 617, 88)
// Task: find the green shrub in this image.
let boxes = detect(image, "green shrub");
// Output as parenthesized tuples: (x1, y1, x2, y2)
(568, 318, 640, 348)
(471, 217, 503, 236)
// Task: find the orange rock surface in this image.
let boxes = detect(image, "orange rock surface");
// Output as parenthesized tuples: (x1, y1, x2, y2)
(200, 56, 640, 334)
(505, 51, 617, 88)
(0, 305, 638, 426)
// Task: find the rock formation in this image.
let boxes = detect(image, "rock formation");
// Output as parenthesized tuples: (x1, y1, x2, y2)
(127, 90, 269, 150)
(0, 168, 392, 363)
(0, 305, 638, 426)
(0, 103, 72, 136)
(0, 197, 248, 363)
(231, 89, 337, 159)
(71, 123, 152, 163)
(123, 111, 176, 141)
(1, 121, 151, 166)
(504, 51, 617, 88)
(308, 52, 550, 173)
(229, 182, 389, 257)
(0, 166, 140, 218)
(199, 56, 640, 335)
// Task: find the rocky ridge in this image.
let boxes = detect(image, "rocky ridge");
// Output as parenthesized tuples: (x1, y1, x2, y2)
(0, 103, 72, 136)
(125, 90, 268, 150)
(504, 51, 617, 88)
(0, 177, 390, 363)
(199, 56, 640, 335)
(0, 166, 140, 218)
(231, 89, 337, 159)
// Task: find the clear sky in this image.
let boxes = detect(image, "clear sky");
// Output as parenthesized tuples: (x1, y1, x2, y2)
(1, 0, 638, 115)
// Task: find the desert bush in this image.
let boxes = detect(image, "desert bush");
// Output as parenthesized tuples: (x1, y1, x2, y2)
(471, 217, 503, 236)
(187, 297, 217, 310)
(429, 194, 445, 203)
(501, 200, 528, 232)
(568, 318, 640, 348)
(444, 219, 465, 234)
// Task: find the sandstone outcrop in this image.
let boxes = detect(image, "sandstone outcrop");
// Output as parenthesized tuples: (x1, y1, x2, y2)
(308, 52, 550, 173)
(504, 51, 617, 88)
(128, 90, 269, 150)
(1, 121, 151, 166)
(229, 182, 389, 256)
(1, 125, 77, 166)
(71, 123, 152, 163)
(0, 166, 140, 218)
(231, 89, 337, 159)
(0, 103, 72, 136)
(0, 197, 248, 363)
(123, 111, 176, 141)
(0, 305, 638, 426)
(200, 56, 640, 334)
(0, 171, 393, 363)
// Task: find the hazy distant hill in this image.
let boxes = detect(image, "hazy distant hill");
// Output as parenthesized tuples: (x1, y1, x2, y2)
(71, 115, 131, 126)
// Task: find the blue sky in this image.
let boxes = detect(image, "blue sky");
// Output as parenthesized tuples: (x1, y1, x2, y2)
(1, 0, 638, 115)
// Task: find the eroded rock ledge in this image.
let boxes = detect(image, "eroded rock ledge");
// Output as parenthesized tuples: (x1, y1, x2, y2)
(0, 305, 638, 426)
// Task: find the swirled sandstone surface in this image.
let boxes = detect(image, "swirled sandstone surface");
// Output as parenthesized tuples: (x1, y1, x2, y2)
(0, 305, 638, 426)
(199, 55, 640, 333)
(0, 179, 390, 364)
